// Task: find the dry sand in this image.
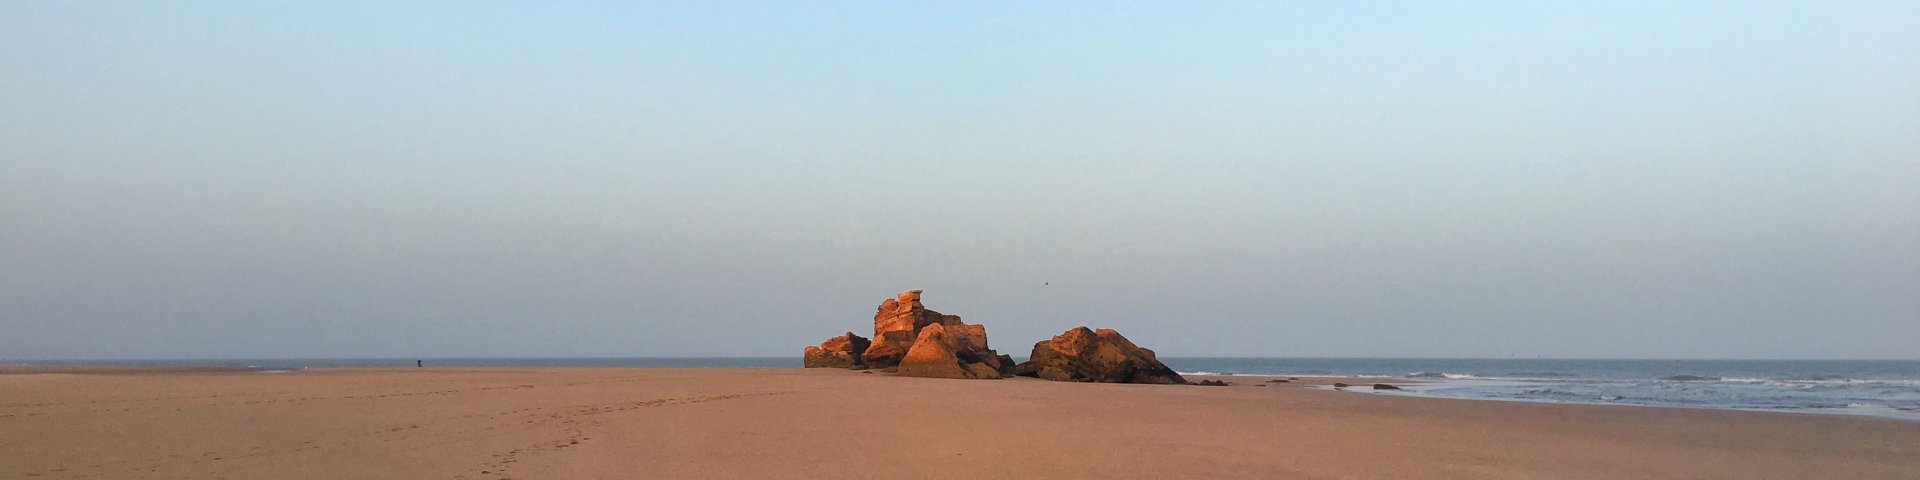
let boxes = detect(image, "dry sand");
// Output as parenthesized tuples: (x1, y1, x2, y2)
(2, 367, 1916, 479)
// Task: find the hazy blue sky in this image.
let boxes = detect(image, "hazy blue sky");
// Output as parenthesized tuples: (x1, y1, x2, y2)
(3, 1, 1915, 359)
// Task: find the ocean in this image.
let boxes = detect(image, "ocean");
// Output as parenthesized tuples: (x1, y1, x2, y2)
(11, 357, 1917, 421)
(1164, 358, 1920, 421)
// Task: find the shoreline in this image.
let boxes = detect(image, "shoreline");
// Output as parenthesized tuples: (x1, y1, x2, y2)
(1320, 383, 1920, 423)
(1193, 373, 1920, 423)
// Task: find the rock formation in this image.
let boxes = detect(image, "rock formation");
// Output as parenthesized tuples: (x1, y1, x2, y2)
(802, 332, 870, 369)
(862, 290, 954, 368)
(1012, 326, 1186, 385)
(895, 323, 1013, 380)
(797, 290, 1007, 379)
(895, 324, 969, 379)
(804, 291, 1200, 385)
(852, 289, 1006, 380)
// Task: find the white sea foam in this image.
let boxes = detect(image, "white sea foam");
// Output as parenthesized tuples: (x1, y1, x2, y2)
(1733, 378, 1920, 388)
(1407, 372, 1477, 379)
(1660, 374, 1720, 381)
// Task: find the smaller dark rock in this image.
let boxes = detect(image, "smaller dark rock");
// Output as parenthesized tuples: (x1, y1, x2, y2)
(1373, 384, 1401, 390)
(860, 371, 874, 374)
(803, 331, 872, 369)
(1014, 326, 1185, 384)
(1333, 382, 1350, 388)
(1195, 379, 1231, 386)
(1266, 379, 1290, 383)
(1288, 377, 1300, 380)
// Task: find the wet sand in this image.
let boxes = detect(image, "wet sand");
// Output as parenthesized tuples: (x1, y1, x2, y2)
(3, 367, 1916, 479)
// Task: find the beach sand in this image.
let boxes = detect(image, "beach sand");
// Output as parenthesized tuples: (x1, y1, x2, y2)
(3, 367, 1916, 479)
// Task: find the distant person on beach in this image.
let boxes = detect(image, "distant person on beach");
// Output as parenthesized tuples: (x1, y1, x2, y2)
(416, 360, 422, 368)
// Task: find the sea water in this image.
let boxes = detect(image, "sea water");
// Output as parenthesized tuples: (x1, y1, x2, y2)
(1163, 358, 1920, 421)
(12, 357, 1917, 421)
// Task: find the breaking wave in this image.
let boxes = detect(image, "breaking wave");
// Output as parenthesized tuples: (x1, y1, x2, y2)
(1407, 372, 1476, 379)
(1661, 375, 1720, 381)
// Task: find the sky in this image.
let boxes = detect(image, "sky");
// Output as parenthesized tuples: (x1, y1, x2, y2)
(2, 1, 1916, 360)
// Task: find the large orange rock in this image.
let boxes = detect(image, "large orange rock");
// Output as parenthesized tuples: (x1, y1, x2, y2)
(895, 324, 973, 379)
(1013, 326, 1186, 384)
(897, 323, 1004, 380)
(860, 290, 1003, 372)
(802, 332, 870, 369)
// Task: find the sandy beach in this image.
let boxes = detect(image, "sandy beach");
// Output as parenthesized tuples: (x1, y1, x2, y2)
(3, 367, 1916, 479)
